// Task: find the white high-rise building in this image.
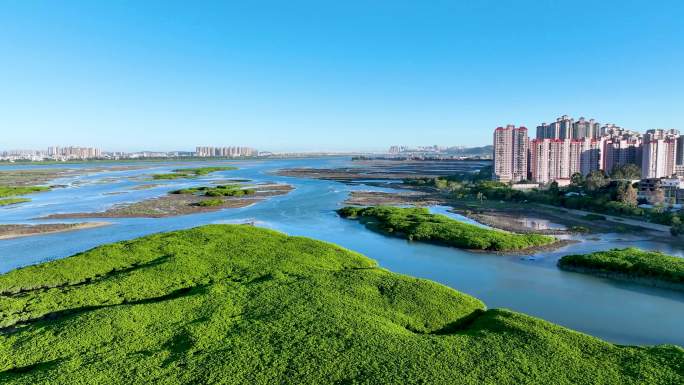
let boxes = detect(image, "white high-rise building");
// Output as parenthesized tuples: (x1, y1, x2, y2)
(493, 125, 529, 183)
(601, 126, 642, 173)
(536, 115, 600, 140)
(641, 129, 679, 179)
(530, 139, 570, 184)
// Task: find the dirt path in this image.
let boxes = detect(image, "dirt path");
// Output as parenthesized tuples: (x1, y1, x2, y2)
(535, 204, 671, 233)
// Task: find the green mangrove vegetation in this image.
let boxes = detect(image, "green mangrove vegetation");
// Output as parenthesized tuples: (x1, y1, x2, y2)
(337, 206, 556, 251)
(151, 173, 189, 180)
(193, 198, 224, 207)
(0, 186, 51, 207)
(172, 166, 238, 175)
(151, 166, 238, 180)
(170, 185, 256, 197)
(558, 247, 684, 289)
(0, 198, 31, 207)
(0, 186, 50, 198)
(0, 225, 681, 384)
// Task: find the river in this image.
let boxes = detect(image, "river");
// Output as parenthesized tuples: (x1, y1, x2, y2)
(1, 157, 683, 347)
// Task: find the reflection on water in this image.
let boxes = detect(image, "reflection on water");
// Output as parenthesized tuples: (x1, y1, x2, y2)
(0, 157, 683, 347)
(516, 217, 566, 230)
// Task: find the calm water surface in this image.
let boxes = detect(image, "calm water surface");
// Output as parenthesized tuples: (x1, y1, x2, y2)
(1, 158, 683, 347)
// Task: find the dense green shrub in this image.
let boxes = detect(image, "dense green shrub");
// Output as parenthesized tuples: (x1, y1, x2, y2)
(0, 225, 680, 384)
(172, 166, 237, 175)
(0, 185, 50, 207)
(0, 186, 50, 198)
(153, 166, 237, 180)
(338, 206, 555, 251)
(194, 198, 224, 207)
(559, 247, 684, 284)
(170, 185, 255, 197)
(0, 198, 30, 206)
(152, 173, 190, 180)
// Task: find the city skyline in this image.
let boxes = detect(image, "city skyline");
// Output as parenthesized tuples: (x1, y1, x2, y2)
(1, 1, 683, 151)
(493, 116, 684, 184)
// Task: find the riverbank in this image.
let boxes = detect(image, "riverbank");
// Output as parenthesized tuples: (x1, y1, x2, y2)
(41, 183, 293, 219)
(343, 190, 660, 236)
(0, 166, 148, 186)
(0, 222, 111, 240)
(559, 265, 684, 291)
(0, 225, 680, 384)
(558, 248, 684, 291)
(338, 206, 560, 253)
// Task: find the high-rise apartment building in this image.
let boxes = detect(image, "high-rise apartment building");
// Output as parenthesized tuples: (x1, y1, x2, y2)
(536, 115, 573, 139)
(641, 129, 679, 179)
(570, 138, 602, 176)
(196, 146, 257, 157)
(601, 126, 642, 173)
(499, 120, 681, 184)
(493, 125, 529, 183)
(529, 138, 600, 184)
(572, 117, 600, 139)
(530, 139, 570, 184)
(536, 115, 600, 140)
(45, 146, 101, 159)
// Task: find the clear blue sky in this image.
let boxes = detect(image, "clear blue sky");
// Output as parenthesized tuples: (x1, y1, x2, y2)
(1, 1, 682, 152)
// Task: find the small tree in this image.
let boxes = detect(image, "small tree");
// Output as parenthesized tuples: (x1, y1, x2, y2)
(610, 163, 641, 180)
(585, 170, 609, 192)
(616, 183, 638, 206)
(570, 172, 584, 189)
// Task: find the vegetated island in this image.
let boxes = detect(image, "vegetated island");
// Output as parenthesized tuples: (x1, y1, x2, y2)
(0, 186, 51, 207)
(0, 165, 152, 207)
(558, 247, 684, 291)
(337, 206, 563, 253)
(42, 183, 292, 219)
(151, 166, 238, 180)
(0, 225, 680, 384)
(0, 222, 110, 240)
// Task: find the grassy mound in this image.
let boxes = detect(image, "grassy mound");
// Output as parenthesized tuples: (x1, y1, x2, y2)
(152, 166, 237, 180)
(0, 225, 681, 384)
(170, 185, 256, 197)
(559, 247, 684, 287)
(172, 166, 237, 175)
(338, 206, 556, 252)
(0, 198, 30, 207)
(0, 186, 50, 207)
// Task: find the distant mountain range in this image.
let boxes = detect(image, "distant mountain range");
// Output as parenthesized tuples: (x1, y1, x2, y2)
(445, 145, 493, 157)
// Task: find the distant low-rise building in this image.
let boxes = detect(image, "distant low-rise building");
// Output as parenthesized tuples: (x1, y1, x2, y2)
(638, 177, 684, 205)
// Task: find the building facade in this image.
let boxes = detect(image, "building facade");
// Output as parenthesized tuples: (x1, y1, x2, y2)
(530, 139, 571, 184)
(493, 125, 529, 183)
(641, 129, 679, 179)
(601, 126, 642, 173)
(536, 115, 600, 140)
(195, 146, 257, 157)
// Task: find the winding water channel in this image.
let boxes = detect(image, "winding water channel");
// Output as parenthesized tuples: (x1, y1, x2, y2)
(1, 157, 683, 346)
